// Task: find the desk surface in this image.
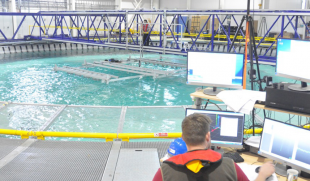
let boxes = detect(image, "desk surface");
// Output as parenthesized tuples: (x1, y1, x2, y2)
(240, 152, 309, 181)
(190, 90, 310, 118)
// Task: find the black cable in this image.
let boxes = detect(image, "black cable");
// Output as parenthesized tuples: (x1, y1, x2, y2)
(204, 100, 222, 111)
(204, 99, 209, 109)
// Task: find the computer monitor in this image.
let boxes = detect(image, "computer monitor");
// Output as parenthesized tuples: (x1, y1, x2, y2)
(276, 38, 310, 91)
(187, 51, 244, 95)
(259, 118, 310, 173)
(186, 108, 245, 149)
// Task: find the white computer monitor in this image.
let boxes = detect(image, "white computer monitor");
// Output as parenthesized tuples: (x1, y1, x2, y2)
(276, 38, 310, 91)
(186, 109, 245, 149)
(259, 118, 310, 173)
(187, 51, 244, 95)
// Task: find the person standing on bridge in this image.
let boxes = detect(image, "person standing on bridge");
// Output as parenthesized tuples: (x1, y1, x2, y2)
(142, 19, 151, 46)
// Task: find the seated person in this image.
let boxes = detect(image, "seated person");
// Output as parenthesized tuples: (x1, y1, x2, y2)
(153, 113, 275, 181)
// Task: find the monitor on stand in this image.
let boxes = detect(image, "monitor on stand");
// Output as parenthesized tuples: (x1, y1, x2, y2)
(259, 118, 310, 176)
(187, 51, 245, 96)
(276, 38, 310, 91)
(186, 108, 245, 154)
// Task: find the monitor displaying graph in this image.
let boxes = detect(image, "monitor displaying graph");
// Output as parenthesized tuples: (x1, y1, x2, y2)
(186, 51, 244, 89)
(186, 109, 245, 148)
(259, 118, 310, 171)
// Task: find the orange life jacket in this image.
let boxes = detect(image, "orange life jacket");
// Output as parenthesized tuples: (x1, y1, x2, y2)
(143, 24, 148, 32)
(164, 149, 222, 168)
(161, 149, 237, 181)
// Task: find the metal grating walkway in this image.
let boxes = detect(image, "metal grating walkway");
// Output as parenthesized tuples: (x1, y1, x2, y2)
(0, 138, 26, 160)
(121, 141, 171, 161)
(0, 140, 112, 181)
(0, 139, 171, 181)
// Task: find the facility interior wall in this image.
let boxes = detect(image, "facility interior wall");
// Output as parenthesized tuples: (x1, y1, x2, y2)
(266, 0, 303, 9)
(121, 0, 152, 10)
(220, 0, 260, 9)
(191, 0, 220, 9)
(159, 0, 187, 10)
(158, 0, 303, 10)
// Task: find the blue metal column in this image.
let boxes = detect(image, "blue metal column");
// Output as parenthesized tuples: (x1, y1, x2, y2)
(176, 15, 179, 42)
(160, 14, 162, 47)
(87, 15, 89, 41)
(61, 15, 63, 39)
(136, 15, 139, 45)
(295, 16, 299, 38)
(39, 14, 41, 37)
(281, 15, 285, 38)
(119, 15, 122, 43)
(227, 22, 230, 52)
(54, 15, 57, 36)
(211, 15, 215, 51)
(77, 16, 80, 39)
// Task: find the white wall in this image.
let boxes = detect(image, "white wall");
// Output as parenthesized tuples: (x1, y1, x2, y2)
(221, 0, 260, 9)
(266, 0, 302, 9)
(191, 0, 219, 10)
(121, 0, 153, 10)
(159, 0, 187, 10)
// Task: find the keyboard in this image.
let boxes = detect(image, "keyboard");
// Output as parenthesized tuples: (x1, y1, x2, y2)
(223, 152, 244, 163)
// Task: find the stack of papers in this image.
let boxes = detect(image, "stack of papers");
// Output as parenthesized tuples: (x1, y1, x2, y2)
(237, 163, 278, 181)
(217, 90, 266, 115)
(244, 136, 261, 148)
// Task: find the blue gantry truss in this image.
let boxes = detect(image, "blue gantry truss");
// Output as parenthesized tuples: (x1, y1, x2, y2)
(0, 10, 310, 63)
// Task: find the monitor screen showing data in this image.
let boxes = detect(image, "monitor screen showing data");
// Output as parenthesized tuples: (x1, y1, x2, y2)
(276, 39, 310, 83)
(186, 109, 245, 148)
(187, 52, 244, 89)
(259, 118, 310, 171)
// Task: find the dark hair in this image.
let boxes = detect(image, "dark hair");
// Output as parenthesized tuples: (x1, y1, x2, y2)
(144, 20, 147, 22)
(182, 113, 212, 146)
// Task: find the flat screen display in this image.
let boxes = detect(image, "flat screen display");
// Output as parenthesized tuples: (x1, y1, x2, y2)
(259, 118, 310, 172)
(187, 52, 244, 89)
(186, 109, 245, 148)
(276, 38, 310, 83)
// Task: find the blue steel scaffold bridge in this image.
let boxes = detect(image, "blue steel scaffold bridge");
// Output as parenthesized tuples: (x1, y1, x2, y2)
(0, 9, 309, 64)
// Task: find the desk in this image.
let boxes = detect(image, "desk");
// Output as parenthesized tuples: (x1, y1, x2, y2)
(190, 90, 310, 118)
(240, 152, 309, 181)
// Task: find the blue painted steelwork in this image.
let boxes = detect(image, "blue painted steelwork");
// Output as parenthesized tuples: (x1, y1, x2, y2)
(1, 10, 310, 63)
(216, 15, 236, 53)
(190, 15, 211, 50)
(143, 15, 160, 46)
(256, 16, 280, 48)
(12, 15, 26, 39)
(0, 29, 7, 40)
(211, 15, 215, 51)
(232, 15, 245, 37)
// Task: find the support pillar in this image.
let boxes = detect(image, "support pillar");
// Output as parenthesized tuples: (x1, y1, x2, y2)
(125, 11, 128, 48)
(151, 0, 160, 33)
(163, 10, 167, 54)
(69, 0, 76, 37)
(115, 0, 122, 10)
(187, 0, 191, 10)
(9, 0, 17, 38)
(302, 0, 308, 39)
